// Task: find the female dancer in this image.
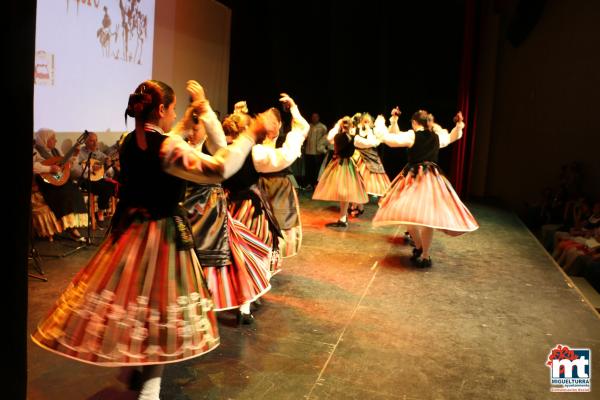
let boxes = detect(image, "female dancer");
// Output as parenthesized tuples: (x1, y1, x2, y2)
(176, 81, 271, 325)
(373, 109, 478, 267)
(257, 96, 310, 258)
(31, 79, 270, 399)
(224, 94, 308, 278)
(349, 112, 391, 216)
(312, 116, 368, 228)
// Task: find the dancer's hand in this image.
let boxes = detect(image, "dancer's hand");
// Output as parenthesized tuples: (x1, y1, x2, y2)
(186, 80, 206, 103)
(453, 111, 465, 129)
(279, 93, 296, 111)
(190, 99, 210, 116)
(390, 107, 400, 124)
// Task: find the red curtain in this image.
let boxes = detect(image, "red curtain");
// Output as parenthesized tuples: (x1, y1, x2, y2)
(450, 0, 479, 197)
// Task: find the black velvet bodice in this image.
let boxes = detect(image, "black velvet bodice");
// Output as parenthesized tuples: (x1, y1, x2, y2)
(407, 130, 440, 164)
(118, 129, 186, 218)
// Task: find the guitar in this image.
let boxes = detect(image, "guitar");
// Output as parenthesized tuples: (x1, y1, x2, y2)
(80, 154, 118, 182)
(39, 131, 90, 186)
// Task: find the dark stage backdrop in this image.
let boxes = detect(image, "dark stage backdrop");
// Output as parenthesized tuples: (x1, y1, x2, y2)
(221, 0, 465, 179)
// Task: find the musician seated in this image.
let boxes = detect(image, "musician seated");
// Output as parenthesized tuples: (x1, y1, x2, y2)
(33, 129, 88, 241)
(73, 132, 117, 223)
(103, 134, 124, 189)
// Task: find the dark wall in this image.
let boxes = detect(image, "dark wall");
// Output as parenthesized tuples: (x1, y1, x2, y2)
(8, 1, 35, 399)
(223, 0, 465, 177)
(471, 0, 600, 212)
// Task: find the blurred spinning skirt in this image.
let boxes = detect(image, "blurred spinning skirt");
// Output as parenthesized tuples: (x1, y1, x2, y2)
(373, 162, 478, 235)
(31, 213, 220, 366)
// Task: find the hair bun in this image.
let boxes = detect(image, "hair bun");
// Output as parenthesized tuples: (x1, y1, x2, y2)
(126, 92, 153, 118)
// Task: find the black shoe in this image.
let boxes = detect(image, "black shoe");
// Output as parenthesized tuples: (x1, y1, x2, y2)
(326, 220, 348, 228)
(413, 256, 432, 268)
(127, 369, 143, 391)
(237, 312, 254, 325)
(410, 247, 423, 261)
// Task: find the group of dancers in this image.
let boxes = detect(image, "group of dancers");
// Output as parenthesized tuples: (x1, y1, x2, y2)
(313, 106, 479, 266)
(31, 79, 478, 399)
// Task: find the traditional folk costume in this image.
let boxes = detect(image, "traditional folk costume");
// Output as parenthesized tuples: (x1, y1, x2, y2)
(31, 120, 256, 366)
(224, 155, 283, 277)
(224, 104, 308, 274)
(312, 122, 368, 205)
(257, 105, 310, 258)
(182, 109, 271, 312)
(352, 126, 390, 197)
(372, 120, 478, 235)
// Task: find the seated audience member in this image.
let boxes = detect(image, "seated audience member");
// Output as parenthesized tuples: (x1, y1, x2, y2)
(553, 202, 600, 269)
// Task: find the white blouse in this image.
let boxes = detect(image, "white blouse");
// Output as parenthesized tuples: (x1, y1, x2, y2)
(251, 105, 310, 173)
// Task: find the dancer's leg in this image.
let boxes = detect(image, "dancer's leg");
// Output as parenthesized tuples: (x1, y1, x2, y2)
(339, 201, 349, 223)
(407, 226, 422, 250)
(138, 364, 164, 400)
(420, 227, 434, 259)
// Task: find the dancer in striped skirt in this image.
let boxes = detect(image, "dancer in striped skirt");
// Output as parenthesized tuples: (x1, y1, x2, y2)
(31, 80, 269, 400)
(312, 116, 368, 228)
(349, 112, 391, 216)
(224, 94, 307, 283)
(373, 108, 478, 267)
(174, 82, 271, 325)
(258, 95, 310, 258)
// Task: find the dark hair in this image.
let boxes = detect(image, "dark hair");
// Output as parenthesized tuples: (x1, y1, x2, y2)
(125, 80, 175, 124)
(411, 110, 430, 129)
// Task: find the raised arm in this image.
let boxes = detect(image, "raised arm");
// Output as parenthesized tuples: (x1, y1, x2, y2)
(436, 111, 465, 148)
(252, 94, 310, 173)
(287, 94, 310, 138)
(161, 116, 268, 183)
(353, 127, 380, 148)
(326, 120, 342, 143)
(374, 114, 415, 148)
(449, 112, 465, 144)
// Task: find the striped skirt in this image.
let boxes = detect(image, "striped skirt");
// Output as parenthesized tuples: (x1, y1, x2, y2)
(228, 199, 282, 276)
(203, 216, 272, 311)
(355, 155, 391, 197)
(31, 215, 220, 366)
(312, 158, 368, 204)
(373, 163, 479, 235)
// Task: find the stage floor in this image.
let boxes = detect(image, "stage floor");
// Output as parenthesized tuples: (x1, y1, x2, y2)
(27, 193, 600, 399)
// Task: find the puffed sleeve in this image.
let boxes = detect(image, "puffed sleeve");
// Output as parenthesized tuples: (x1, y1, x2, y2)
(353, 128, 381, 148)
(33, 150, 51, 174)
(373, 117, 415, 148)
(200, 105, 228, 154)
(160, 133, 255, 184)
(251, 105, 310, 173)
